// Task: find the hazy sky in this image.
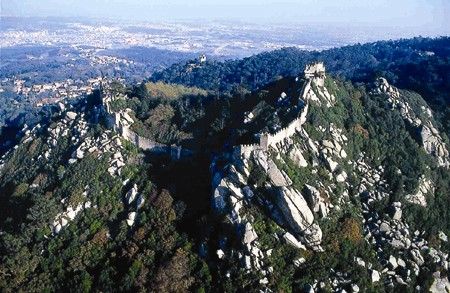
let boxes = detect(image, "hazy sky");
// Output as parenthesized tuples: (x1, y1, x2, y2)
(2, 0, 449, 32)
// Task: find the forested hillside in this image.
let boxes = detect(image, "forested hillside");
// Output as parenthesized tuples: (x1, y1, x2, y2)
(152, 37, 450, 134)
(1, 37, 449, 292)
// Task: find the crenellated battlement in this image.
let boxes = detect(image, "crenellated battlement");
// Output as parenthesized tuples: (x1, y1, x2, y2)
(304, 62, 326, 87)
(259, 103, 309, 150)
(304, 62, 325, 79)
(106, 62, 324, 161)
(233, 63, 324, 158)
(240, 143, 260, 148)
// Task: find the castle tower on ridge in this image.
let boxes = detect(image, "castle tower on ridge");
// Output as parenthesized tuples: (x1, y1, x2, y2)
(304, 62, 326, 86)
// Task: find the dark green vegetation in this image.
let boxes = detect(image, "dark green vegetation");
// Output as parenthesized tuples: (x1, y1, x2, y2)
(287, 78, 449, 291)
(86, 70, 450, 291)
(152, 37, 450, 135)
(212, 75, 449, 291)
(114, 77, 304, 151)
(0, 36, 449, 292)
(0, 114, 212, 292)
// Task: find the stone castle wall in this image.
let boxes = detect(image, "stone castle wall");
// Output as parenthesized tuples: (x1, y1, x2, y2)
(121, 125, 193, 159)
(120, 126, 167, 153)
(105, 107, 192, 160)
(261, 103, 309, 149)
(235, 143, 261, 159)
(105, 62, 323, 160)
(235, 67, 317, 157)
(304, 62, 325, 79)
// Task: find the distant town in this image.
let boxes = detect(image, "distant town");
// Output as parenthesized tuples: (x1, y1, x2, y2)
(6, 76, 105, 106)
(0, 16, 446, 128)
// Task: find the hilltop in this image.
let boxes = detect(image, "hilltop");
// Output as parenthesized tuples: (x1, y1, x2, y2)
(1, 39, 450, 292)
(152, 37, 450, 135)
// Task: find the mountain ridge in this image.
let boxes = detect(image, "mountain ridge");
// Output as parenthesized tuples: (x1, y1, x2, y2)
(1, 45, 449, 292)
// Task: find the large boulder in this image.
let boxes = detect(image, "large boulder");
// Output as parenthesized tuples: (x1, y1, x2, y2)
(136, 194, 145, 209)
(388, 255, 398, 269)
(213, 181, 229, 212)
(66, 111, 77, 120)
(303, 184, 321, 211)
(242, 222, 258, 244)
(322, 140, 334, 150)
(390, 202, 402, 221)
(125, 184, 138, 205)
(371, 270, 381, 283)
(325, 156, 338, 172)
(406, 175, 433, 207)
(410, 249, 424, 266)
(336, 171, 347, 183)
(58, 102, 65, 111)
(283, 232, 306, 250)
(267, 159, 292, 187)
(126, 212, 136, 226)
(429, 271, 450, 293)
(420, 123, 449, 167)
(275, 187, 314, 234)
(303, 184, 329, 218)
(303, 223, 323, 247)
(289, 146, 308, 167)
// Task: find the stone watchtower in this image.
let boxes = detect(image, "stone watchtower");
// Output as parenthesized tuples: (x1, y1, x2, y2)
(304, 62, 326, 86)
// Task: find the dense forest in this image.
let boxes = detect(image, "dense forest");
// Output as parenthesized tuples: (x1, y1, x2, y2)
(1, 37, 449, 292)
(152, 37, 450, 135)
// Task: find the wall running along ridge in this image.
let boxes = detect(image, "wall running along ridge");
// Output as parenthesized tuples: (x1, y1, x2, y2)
(235, 73, 316, 157)
(103, 97, 192, 160)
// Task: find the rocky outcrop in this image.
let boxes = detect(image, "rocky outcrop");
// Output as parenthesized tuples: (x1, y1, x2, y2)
(66, 111, 77, 120)
(50, 186, 92, 235)
(288, 145, 308, 167)
(375, 77, 449, 168)
(405, 175, 433, 207)
(122, 183, 147, 227)
(208, 65, 449, 290)
(357, 155, 449, 288)
(275, 186, 314, 232)
(421, 125, 449, 167)
(304, 184, 330, 218)
(125, 184, 138, 205)
(210, 64, 331, 284)
(267, 160, 292, 186)
(126, 212, 136, 226)
(429, 271, 450, 293)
